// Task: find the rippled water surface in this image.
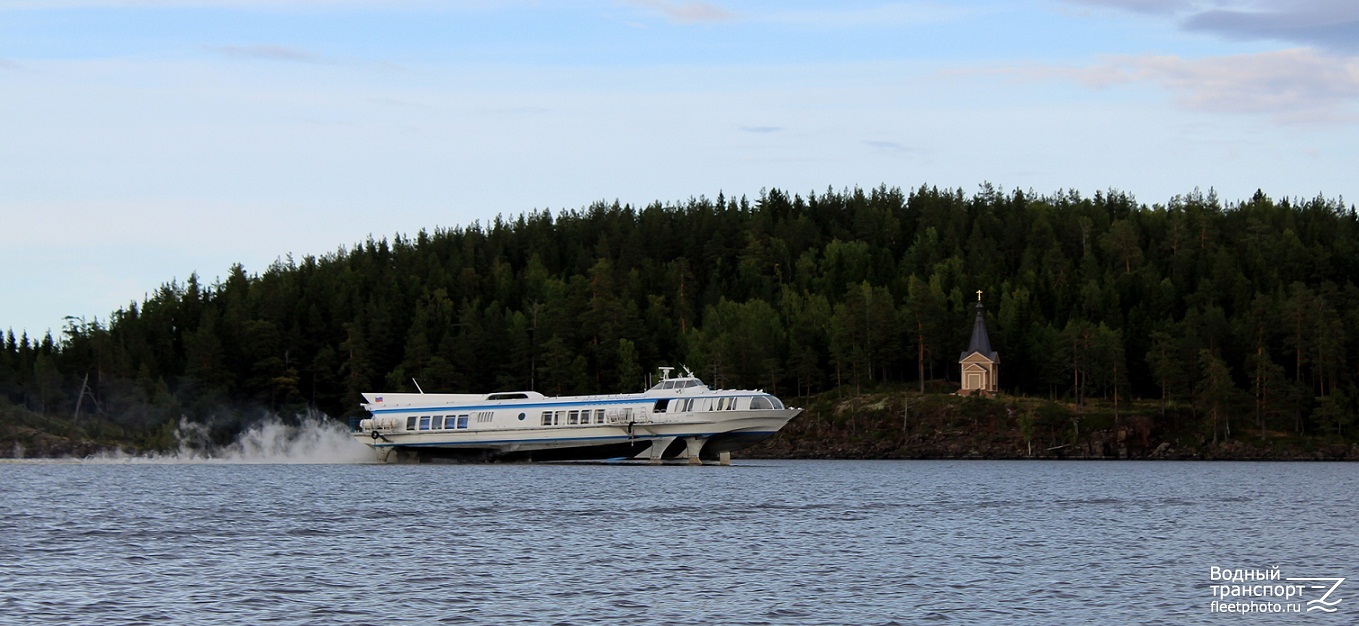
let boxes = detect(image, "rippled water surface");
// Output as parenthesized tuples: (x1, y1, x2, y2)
(2, 460, 1354, 624)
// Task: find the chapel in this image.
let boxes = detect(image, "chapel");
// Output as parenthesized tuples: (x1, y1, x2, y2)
(958, 291, 999, 396)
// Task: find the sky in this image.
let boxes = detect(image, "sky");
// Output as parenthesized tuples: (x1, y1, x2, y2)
(3, 0, 1358, 339)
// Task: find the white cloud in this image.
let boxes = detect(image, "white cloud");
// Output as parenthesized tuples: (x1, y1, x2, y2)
(1059, 0, 1194, 16)
(613, 1, 972, 31)
(621, 0, 735, 24)
(863, 139, 923, 155)
(210, 44, 327, 63)
(985, 48, 1359, 125)
(766, 2, 972, 27)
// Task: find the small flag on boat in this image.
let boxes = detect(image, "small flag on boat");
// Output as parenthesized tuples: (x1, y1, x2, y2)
(375, 396, 384, 403)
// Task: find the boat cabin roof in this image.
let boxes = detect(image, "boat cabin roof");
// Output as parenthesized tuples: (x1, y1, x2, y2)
(485, 391, 547, 401)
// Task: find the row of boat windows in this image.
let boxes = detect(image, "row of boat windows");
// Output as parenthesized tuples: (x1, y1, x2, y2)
(655, 395, 783, 413)
(542, 409, 607, 426)
(407, 415, 470, 431)
(403, 411, 497, 431)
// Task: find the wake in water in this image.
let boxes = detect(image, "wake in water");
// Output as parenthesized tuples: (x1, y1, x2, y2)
(90, 413, 374, 464)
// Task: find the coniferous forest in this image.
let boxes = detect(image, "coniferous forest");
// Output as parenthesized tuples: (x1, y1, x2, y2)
(3, 184, 1358, 453)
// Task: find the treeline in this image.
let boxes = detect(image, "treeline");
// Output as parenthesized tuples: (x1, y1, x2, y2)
(2, 184, 1357, 442)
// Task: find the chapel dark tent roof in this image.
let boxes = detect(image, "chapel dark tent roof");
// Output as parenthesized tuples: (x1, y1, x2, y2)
(960, 301, 998, 362)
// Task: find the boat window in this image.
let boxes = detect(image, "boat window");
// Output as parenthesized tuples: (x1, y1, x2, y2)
(595, 409, 605, 424)
(518, 413, 526, 421)
(456, 415, 469, 429)
(541, 411, 552, 426)
(769, 396, 784, 410)
(653, 399, 668, 413)
(487, 392, 528, 400)
(431, 416, 444, 429)
(419, 416, 431, 430)
(406, 416, 417, 430)
(554, 411, 565, 426)
(750, 396, 773, 410)
(568, 410, 579, 425)
(686, 380, 700, 388)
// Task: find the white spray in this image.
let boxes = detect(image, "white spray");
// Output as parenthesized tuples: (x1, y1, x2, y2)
(89, 413, 374, 464)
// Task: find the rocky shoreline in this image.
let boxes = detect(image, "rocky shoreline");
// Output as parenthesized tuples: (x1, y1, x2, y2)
(745, 430, 1359, 461)
(6, 390, 1358, 461)
(743, 391, 1359, 462)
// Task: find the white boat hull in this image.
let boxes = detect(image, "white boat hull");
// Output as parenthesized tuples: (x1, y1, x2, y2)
(350, 372, 800, 463)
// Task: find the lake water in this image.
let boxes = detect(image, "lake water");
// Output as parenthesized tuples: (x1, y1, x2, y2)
(1, 424, 1355, 624)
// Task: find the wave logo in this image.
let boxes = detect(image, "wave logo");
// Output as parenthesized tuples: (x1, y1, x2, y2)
(1287, 577, 1345, 613)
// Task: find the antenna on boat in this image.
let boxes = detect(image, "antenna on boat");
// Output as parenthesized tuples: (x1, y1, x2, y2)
(412, 378, 425, 394)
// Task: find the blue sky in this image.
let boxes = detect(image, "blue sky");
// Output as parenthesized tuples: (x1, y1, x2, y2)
(3, 0, 1358, 338)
